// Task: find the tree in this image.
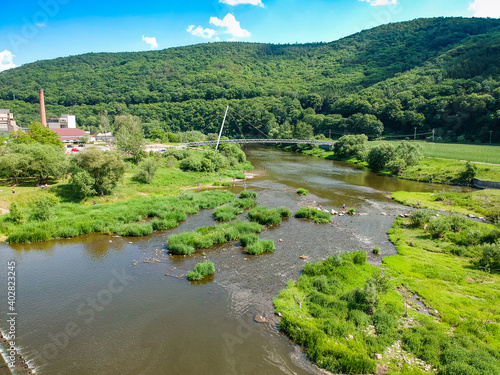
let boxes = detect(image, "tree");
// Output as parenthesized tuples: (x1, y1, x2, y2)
(293, 121, 314, 140)
(395, 141, 423, 166)
(367, 143, 396, 172)
(70, 170, 96, 198)
(71, 149, 126, 195)
(14, 121, 63, 147)
(459, 161, 477, 185)
(114, 115, 144, 163)
(134, 158, 160, 184)
(333, 134, 368, 159)
(0, 143, 68, 184)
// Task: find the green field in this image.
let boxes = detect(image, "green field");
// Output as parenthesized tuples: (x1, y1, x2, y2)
(369, 141, 500, 164)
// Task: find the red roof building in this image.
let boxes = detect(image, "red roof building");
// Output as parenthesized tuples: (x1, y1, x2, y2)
(52, 128, 89, 142)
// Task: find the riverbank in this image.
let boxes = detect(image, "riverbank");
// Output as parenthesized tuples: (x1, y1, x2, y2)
(274, 199, 500, 374)
(284, 143, 500, 185)
(392, 189, 500, 220)
(0, 146, 256, 242)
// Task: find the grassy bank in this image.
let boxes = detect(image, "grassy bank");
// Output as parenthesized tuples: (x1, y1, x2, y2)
(392, 189, 500, 220)
(0, 190, 237, 243)
(274, 211, 500, 374)
(285, 142, 500, 183)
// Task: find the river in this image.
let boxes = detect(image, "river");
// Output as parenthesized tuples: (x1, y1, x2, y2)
(0, 146, 472, 375)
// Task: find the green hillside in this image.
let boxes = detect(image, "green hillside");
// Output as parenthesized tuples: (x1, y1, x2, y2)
(0, 17, 499, 141)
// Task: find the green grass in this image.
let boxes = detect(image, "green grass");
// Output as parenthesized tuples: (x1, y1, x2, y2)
(248, 206, 292, 226)
(246, 239, 276, 255)
(187, 261, 215, 281)
(295, 207, 332, 223)
(274, 218, 500, 374)
(368, 141, 500, 164)
(297, 188, 309, 195)
(392, 189, 500, 220)
(167, 220, 263, 255)
(1, 190, 237, 242)
(213, 205, 243, 221)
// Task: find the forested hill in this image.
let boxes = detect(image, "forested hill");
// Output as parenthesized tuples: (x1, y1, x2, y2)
(1, 17, 500, 142)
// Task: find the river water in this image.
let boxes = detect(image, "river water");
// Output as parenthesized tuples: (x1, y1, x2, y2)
(0, 146, 471, 375)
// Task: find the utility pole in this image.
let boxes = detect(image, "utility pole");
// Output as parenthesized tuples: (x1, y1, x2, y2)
(432, 129, 435, 142)
(328, 129, 331, 141)
(215, 105, 229, 152)
(490, 130, 493, 144)
(166, 129, 168, 144)
(414, 127, 417, 141)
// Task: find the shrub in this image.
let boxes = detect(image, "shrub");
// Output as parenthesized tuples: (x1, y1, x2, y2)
(347, 208, 356, 215)
(478, 241, 500, 270)
(409, 209, 436, 228)
(187, 261, 216, 280)
(246, 240, 275, 255)
(333, 134, 368, 160)
(239, 191, 257, 199)
(134, 158, 159, 184)
(151, 219, 177, 231)
(428, 216, 450, 238)
(372, 247, 380, 255)
(233, 198, 257, 210)
(213, 206, 242, 221)
(295, 207, 331, 223)
(110, 223, 153, 237)
(240, 233, 259, 247)
(248, 206, 291, 225)
(297, 188, 309, 195)
(31, 195, 59, 221)
(372, 309, 396, 335)
(352, 251, 367, 265)
(367, 143, 396, 172)
(9, 202, 27, 224)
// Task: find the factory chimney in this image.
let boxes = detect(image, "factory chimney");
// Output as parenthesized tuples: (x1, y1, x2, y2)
(39, 89, 47, 126)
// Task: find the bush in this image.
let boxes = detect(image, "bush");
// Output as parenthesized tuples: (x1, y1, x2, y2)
(478, 241, 500, 270)
(151, 219, 177, 231)
(31, 195, 59, 221)
(295, 207, 331, 223)
(248, 206, 291, 225)
(213, 206, 242, 221)
(108, 223, 154, 237)
(246, 240, 275, 255)
(134, 158, 159, 184)
(333, 134, 368, 160)
(409, 209, 436, 228)
(367, 143, 396, 172)
(372, 247, 380, 255)
(233, 198, 257, 210)
(352, 251, 367, 265)
(187, 261, 216, 280)
(347, 208, 355, 215)
(297, 188, 309, 195)
(9, 202, 27, 224)
(240, 233, 259, 247)
(239, 191, 257, 199)
(372, 309, 396, 335)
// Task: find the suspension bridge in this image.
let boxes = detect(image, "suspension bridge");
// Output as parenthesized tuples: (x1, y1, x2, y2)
(183, 138, 335, 147)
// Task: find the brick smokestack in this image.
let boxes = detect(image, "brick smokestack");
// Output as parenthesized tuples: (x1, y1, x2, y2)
(39, 89, 47, 126)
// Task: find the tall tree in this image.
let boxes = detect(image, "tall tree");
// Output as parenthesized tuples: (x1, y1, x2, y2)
(71, 149, 126, 195)
(114, 115, 144, 163)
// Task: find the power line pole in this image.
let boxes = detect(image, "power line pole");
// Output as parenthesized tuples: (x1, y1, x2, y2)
(329, 129, 331, 140)
(215, 105, 229, 152)
(490, 130, 493, 144)
(432, 129, 435, 142)
(414, 127, 417, 141)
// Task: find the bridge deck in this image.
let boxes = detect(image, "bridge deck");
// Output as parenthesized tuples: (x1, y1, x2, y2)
(183, 139, 334, 147)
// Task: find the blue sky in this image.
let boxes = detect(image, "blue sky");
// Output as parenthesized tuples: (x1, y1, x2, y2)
(1, 0, 499, 72)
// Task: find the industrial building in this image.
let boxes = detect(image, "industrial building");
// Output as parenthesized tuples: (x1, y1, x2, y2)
(47, 114, 77, 129)
(0, 109, 20, 134)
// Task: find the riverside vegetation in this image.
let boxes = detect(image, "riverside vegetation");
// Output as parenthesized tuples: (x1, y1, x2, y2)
(274, 203, 500, 374)
(0, 140, 254, 242)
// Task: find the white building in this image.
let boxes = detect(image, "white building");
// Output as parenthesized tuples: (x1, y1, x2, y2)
(47, 114, 77, 129)
(0, 109, 20, 134)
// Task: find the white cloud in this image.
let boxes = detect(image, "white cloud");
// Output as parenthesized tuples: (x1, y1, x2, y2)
(142, 35, 158, 49)
(187, 25, 217, 39)
(209, 13, 251, 38)
(468, 0, 500, 18)
(36, 22, 47, 28)
(0, 50, 16, 72)
(359, 0, 397, 6)
(219, 0, 264, 7)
